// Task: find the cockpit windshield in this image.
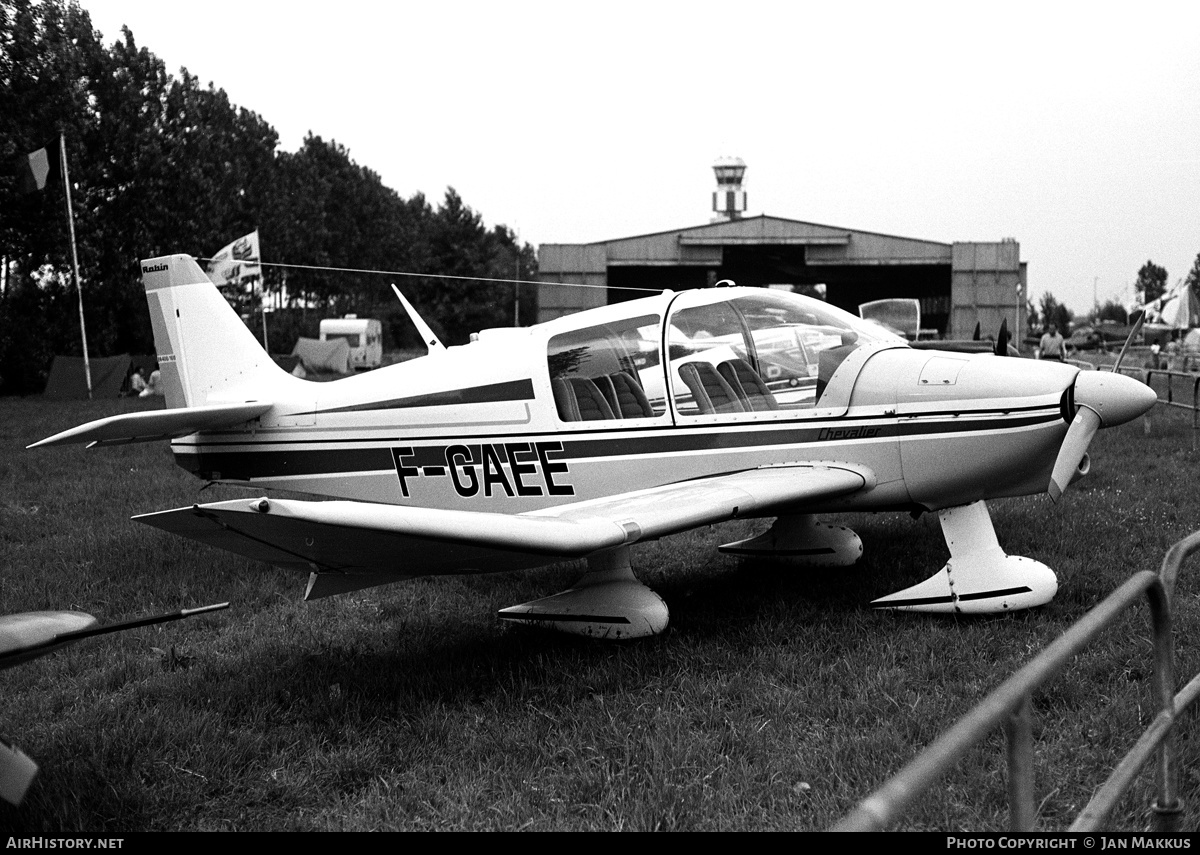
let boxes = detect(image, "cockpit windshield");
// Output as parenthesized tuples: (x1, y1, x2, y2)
(666, 289, 897, 414)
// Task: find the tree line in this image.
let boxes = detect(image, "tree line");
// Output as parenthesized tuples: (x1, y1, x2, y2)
(1028, 255, 1200, 337)
(0, 0, 536, 394)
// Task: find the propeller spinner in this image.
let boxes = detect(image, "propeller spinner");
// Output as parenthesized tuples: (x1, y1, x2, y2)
(1049, 370, 1157, 501)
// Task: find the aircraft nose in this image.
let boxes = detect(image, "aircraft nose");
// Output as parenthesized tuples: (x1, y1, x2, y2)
(1072, 370, 1157, 428)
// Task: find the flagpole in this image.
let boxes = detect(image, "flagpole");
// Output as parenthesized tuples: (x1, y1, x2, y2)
(59, 131, 92, 398)
(260, 237, 269, 351)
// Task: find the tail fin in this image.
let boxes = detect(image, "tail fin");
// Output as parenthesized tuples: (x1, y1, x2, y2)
(141, 255, 285, 408)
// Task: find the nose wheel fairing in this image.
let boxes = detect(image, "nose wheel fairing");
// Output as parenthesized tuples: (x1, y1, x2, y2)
(871, 500, 1058, 614)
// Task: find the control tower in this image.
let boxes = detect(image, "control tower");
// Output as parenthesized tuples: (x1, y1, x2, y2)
(711, 157, 747, 222)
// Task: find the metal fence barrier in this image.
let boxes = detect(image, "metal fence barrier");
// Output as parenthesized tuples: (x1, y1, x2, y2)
(1073, 360, 1200, 442)
(831, 530, 1200, 832)
(1102, 366, 1200, 447)
(1133, 368, 1200, 432)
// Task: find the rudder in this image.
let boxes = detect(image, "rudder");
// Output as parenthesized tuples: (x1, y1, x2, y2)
(141, 255, 283, 408)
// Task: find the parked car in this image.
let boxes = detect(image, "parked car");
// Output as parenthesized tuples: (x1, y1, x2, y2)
(1066, 326, 1106, 351)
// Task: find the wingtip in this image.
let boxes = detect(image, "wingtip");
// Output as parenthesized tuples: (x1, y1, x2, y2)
(26, 434, 64, 450)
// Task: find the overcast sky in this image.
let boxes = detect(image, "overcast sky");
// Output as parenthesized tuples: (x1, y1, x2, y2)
(81, 0, 1200, 317)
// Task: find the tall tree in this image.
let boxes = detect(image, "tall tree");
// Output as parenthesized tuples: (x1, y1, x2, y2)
(1184, 251, 1200, 294)
(1135, 260, 1169, 305)
(270, 134, 431, 317)
(1, 0, 111, 390)
(0, 0, 535, 388)
(1097, 299, 1128, 325)
(1037, 291, 1072, 334)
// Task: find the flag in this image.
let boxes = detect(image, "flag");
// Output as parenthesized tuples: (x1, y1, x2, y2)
(12, 143, 57, 194)
(206, 230, 262, 291)
(1142, 282, 1199, 330)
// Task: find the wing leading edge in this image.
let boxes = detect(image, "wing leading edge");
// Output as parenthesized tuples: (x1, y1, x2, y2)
(134, 462, 874, 599)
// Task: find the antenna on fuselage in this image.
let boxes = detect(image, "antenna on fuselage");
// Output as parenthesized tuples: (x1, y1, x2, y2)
(391, 284, 446, 353)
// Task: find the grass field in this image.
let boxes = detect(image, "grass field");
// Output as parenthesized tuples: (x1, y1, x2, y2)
(2, 394, 1200, 831)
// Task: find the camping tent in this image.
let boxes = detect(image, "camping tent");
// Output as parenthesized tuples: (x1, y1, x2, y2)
(291, 337, 350, 375)
(42, 355, 131, 399)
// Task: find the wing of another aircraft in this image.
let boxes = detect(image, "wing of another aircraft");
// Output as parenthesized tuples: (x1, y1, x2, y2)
(0, 605, 227, 806)
(134, 462, 875, 599)
(0, 611, 98, 670)
(27, 402, 273, 449)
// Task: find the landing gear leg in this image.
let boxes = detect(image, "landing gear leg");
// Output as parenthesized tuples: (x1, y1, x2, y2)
(497, 546, 669, 639)
(871, 500, 1058, 614)
(719, 514, 863, 567)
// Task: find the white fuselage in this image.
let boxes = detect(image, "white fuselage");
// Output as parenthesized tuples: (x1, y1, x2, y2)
(171, 287, 1078, 517)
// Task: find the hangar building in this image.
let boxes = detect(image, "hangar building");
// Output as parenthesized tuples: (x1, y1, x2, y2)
(536, 204, 1027, 343)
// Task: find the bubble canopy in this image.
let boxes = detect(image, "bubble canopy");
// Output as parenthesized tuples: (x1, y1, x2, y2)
(545, 286, 903, 421)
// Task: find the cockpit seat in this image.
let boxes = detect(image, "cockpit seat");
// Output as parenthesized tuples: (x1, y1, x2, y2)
(717, 358, 779, 412)
(553, 376, 616, 421)
(678, 362, 746, 415)
(597, 372, 655, 419)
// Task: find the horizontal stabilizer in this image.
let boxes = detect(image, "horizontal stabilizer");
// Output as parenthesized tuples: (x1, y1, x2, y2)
(135, 462, 874, 598)
(28, 402, 273, 449)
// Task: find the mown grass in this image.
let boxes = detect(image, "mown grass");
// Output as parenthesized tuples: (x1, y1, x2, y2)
(2, 395, 1199, 831)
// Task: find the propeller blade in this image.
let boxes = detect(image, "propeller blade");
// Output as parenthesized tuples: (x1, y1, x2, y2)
(994, 318, 1010, 356)
(1111, 311, 1146, 373)
(1048, 406, 1101, 502)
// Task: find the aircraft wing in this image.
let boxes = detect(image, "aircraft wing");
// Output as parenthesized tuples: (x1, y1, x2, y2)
(28, 402, 273, 449)
(526, 462, 875, 540)
(134, 462, 874, 599)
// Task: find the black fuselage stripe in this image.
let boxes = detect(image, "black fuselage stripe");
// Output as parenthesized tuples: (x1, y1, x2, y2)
(307, 379, 537, 414)
(187, 403, 1061, 447)
(173, 412, 1062, 480)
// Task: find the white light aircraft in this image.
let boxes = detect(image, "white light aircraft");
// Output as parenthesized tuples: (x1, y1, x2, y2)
(31, 256, 1156, 638)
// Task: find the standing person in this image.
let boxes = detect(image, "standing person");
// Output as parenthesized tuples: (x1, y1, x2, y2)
(1039, 325, 1065, 361)
(1166, 334, 1181, 372)
(140, 366, 162, 397)
(128, 368, 147, 396)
